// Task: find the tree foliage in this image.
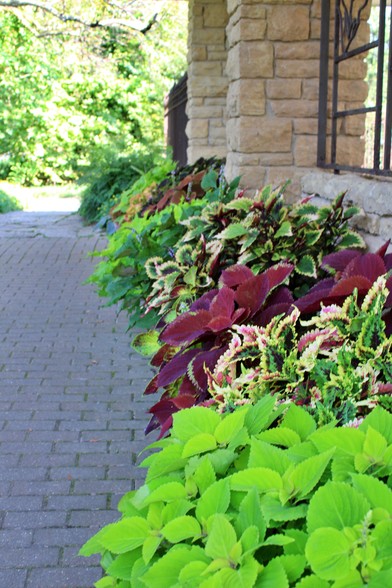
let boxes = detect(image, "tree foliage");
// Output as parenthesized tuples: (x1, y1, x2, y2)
(0, 1, 188, 184)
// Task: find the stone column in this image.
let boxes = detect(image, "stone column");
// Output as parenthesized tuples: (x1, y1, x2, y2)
(224, 0, 370, 194)
(186, 0, 229, 163)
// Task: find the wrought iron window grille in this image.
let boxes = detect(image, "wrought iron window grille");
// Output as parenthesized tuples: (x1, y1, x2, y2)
(318, 0, 392, 176)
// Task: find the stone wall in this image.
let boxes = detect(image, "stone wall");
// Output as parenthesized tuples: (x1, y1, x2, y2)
(223, 0, 370, 193)
(186, 0, 228, 162)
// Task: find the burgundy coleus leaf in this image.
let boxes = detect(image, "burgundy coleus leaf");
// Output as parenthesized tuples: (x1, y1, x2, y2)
(342, 253, 386, 283)
(190, 289, 218, 312)
(147, 394, 196, 437)
(219, 264, 255, 288)
(321, 249, 361, 274)
(151, 343, 177, 368)
(295, 281, 336, 314)
(385, 254, 392, 271)
(178, 374, 197, 395)
(254, 286, 294, 326)
(378, 383, 392, 394)
(375, 240, 391, 259)
(156, 188, 186, 212)
(161, 309, 211, 346)
(144, 374, 159, 395)
(235, 273, 269, 316)
(263, 263, 294, 291)
(208, 250, 222, 279)
(157, 348, 201, 388)
(329, 275, 373, 297)
(256, 302, 293, 327)
(188, 347, 227, 393)
(207, 315, 235, 332)
(209, 286, 235, 318)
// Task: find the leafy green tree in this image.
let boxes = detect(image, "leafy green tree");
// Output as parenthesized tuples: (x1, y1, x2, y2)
(0, 2, 188, 184)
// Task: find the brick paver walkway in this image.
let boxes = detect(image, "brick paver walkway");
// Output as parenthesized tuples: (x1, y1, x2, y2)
(0, 211, 154, 587)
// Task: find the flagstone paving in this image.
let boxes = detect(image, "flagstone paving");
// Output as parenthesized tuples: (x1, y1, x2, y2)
(0, 209, 154, 587)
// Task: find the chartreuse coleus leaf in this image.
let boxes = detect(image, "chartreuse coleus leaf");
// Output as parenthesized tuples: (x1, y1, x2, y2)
(280, 448, 335, 503)
(141, 545, 209, 588)
(310, 426, 365, 456)
(305, 527, 355, 581)
(307, 481, 371, 533)
(144, 444, 188, 483)
(256, 427, 301, 448)
(205, 514, 238, 562)
(235, 488, 266, 540)
(178, 561, 210, 586)
(244, 395, 278, 436)
(281, 404, 317, 441)
(249, 439, 292, 476)
(260, 495, 307, 524)
(106, 549, 142, 581)
(294, 576, 329, 588)
(254, 558, 289, 587)
(214, 408, 247, 445)
(94, 577, 117, 588)
(208, 557, 260, 587)
(230, 467, 282, 494)
(355, 426, 390, 474)
(182, 433, 217, 458)
(172, 407, 221, 442)
(161, 515, 201, 543)
(141, 482, 187, 507)
(192, 456, 216, 494)
(97, 517, 150, 554)
(360, 405, 392, 444)
(350, 474, 392, 515)
(196, 478, 231, 522)
(275, 554, 307, 583)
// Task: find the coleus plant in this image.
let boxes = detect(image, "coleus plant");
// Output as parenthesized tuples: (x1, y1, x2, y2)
(88, 196, 216, 329)
(112, 157, 225, 224)
(295, 241, 392, 334)
(207, 275, 392, 425)
(136, 244, 392, 435)
(134, 262, 295, 435)
(80, 399, 392, 587)
(142, 187, 364, 324)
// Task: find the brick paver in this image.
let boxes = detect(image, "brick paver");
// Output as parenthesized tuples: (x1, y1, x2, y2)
(0, 211, 154, 587)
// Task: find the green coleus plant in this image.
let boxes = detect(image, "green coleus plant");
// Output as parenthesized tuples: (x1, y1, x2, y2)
(89, 169, 236, 329)
(208, 275, 392, 424)
(142, 186, 364, 325)
(80, 399, 392, 587)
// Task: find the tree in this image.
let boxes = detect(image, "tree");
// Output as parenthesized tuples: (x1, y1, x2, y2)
(0, 1, 188, 184)
(0, 0, 161, 38)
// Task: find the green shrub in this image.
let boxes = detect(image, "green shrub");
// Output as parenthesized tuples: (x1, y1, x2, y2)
(78, 147, 164, 224)
(80, 400, 392, 587)
(0, 188, 23, 213)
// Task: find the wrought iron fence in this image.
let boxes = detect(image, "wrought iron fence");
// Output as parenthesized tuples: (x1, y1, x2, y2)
(318, 0, 392, 176)
(164, 73, 188, 167)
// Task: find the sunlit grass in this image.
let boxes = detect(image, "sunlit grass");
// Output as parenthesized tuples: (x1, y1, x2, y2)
(0, 182, 83, 212)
